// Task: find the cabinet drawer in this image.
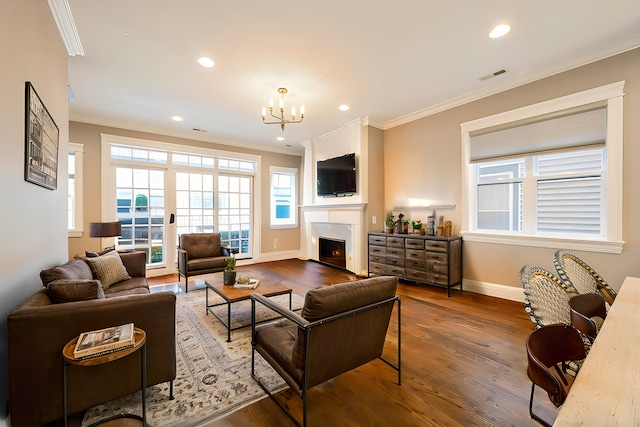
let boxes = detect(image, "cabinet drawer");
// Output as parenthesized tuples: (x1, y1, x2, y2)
(427, 272, 449, 286)
(426, 252, 448, 264)
(405, 239, 425, 250)
(406, 259, 426, 270)
(369, 255, 386, 264)
(406, 249, 425, 261)
(369, 245, 386, 256)
(386, 247, 405, 259)
(425, 240, 448, 252)
(386, 266, 406, 277)
(369, 262, 387, 275)
(387, 257, 405, 267)
(387, 237, 404, 248)
(369, 235, 387, 246)
(432, 263, 448, 274)
(406, 269, 428, 282)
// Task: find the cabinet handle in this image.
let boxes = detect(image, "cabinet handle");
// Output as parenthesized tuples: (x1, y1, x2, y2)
(373, 249, 380, 253)
(434, 274, 439, 279)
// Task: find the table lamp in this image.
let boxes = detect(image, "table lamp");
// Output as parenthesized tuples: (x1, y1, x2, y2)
(89, 221, 122, 250)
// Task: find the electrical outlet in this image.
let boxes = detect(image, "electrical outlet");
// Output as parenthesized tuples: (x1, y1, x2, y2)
(273, 238, 278, 249)
(372, 215, 377, 224)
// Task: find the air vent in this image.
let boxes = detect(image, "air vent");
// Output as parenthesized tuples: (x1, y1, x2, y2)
(192, 128, 208, 133)
(479, 69, 507, 81)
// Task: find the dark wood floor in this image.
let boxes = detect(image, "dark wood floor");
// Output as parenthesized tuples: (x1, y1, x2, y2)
(148, 259, 558, 427)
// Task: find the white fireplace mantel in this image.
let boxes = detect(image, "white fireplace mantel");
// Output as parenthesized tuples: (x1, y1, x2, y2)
(300, 204, 366, 274)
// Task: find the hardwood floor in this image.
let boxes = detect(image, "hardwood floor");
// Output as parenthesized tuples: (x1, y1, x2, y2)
(148, 259, 558, 427)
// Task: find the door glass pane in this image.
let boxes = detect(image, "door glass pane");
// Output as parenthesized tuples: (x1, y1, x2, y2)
(116, 167, 165, 265)
(218, 174, 252, 256)
(175, 172, 215, 237)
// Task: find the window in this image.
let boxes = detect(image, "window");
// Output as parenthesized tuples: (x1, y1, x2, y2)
(68, 143, 84, 237)
(461, 82, 624, 254)
(270, 167, 298, 229)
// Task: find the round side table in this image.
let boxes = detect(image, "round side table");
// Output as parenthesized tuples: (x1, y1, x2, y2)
(62, 327, 147, 427)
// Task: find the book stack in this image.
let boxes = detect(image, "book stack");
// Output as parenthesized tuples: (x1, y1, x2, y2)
(73, 323, 135, 360)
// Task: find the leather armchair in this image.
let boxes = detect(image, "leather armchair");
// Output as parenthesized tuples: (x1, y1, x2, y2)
(250, 276, 401, 427)
(177, 233, 232, 292)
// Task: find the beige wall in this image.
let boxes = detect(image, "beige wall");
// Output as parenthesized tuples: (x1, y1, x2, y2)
(0, 0, 69, 421)
(384, 48, 640, 292)
(68, 122, 302, 260)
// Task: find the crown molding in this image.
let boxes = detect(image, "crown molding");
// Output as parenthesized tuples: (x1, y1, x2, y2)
(48, 0, 84, 56)
(384, 34, 640, 130)
(69, 113, 303, 156)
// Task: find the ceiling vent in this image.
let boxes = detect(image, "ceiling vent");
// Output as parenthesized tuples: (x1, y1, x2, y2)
(479, 69, 507, 81)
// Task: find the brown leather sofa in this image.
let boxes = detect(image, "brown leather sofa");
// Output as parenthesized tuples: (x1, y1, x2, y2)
(7, 251, 176, 427)
(177, 232, 232, 292)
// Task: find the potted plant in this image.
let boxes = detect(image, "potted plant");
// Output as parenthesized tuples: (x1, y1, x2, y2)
(223, 256, 236, 285)
(402, 219, 409, 234)
(412, 219, 422, 234)
(385, 212, 395, 234)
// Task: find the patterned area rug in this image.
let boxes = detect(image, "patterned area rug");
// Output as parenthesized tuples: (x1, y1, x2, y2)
(82, 287, 304, 426)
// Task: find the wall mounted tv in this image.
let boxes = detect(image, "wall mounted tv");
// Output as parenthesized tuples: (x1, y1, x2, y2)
(317, 153, 357, 197)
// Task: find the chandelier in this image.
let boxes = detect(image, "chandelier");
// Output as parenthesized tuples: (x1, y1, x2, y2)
(261, 88, 304, 132)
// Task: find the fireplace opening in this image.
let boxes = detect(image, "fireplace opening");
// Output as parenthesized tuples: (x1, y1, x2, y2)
(319, 237, 346, 269)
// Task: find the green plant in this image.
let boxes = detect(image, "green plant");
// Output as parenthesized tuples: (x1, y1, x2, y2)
(385, 212, 395, 228)
(412, 219, 422, 229)
(225, 256, 236, 272)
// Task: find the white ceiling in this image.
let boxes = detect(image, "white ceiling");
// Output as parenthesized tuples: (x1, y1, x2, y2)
(66, 0, 640, 153)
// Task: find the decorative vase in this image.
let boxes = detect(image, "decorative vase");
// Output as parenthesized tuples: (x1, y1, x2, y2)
(223, 271, 236, 285)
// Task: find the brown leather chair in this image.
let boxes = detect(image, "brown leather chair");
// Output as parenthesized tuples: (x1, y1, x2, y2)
(526, 324, 586, 427)
(177, 233, 232, 292)
(251, 276, 401, 427)
(570, 293, 606, 341)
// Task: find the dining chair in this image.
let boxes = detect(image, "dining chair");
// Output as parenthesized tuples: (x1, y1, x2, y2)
(569, 293, 606, 341)
(553, 250, 617, 306)
(520, 265, 575, 328)
(519, 265, 587, 377)
(526, 324, 586, 427)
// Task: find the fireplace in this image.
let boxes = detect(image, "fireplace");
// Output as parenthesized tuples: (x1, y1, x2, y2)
(319, 237, 347, 269)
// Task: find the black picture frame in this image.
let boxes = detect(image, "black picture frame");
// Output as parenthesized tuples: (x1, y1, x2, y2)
(24, 81, 59, 190)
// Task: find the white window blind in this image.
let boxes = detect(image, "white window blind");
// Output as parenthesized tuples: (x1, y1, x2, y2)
(470, 107, 606, 162)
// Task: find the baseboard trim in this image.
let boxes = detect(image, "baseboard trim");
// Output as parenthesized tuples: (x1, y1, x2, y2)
(463, 279, 524, 303)
(253, 250, 302, 264)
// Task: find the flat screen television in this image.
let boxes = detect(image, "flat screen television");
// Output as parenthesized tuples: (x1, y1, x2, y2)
(317, 153, 356, 196)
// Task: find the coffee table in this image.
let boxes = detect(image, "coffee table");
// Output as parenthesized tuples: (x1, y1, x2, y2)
(205, 277, 294, 342)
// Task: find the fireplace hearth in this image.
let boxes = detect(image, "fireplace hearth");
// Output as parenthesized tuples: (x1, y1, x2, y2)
(319, 237, 346, 269)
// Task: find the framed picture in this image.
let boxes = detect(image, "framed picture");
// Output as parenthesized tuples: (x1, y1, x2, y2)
(24, 81, 59, 190)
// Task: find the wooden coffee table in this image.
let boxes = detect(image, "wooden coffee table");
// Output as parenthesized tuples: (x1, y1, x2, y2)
(205, 277, 294, 342)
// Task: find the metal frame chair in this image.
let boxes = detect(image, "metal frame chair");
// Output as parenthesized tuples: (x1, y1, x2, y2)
(526, 324, 586, 427)
(250, 277, 401, 427)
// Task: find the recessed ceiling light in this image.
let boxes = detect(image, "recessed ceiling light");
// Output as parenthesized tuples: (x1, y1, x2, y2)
(197, 57, 215, 68)
(338, 104, 350, 111)
(276, 136, 285, 141)
(171, 115, 183, 122)
(489, 24, 511, 39)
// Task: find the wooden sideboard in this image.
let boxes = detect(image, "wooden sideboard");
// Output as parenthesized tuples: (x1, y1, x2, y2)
(367, 232, 462, 296)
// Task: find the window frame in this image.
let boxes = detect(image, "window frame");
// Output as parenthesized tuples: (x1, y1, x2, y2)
(269, 166, 298, 229)
(68, 142, 84, 237)
(460, 81, 624, 254)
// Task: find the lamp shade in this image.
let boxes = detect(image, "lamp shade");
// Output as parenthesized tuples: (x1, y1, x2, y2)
(89, 221, 122, 238)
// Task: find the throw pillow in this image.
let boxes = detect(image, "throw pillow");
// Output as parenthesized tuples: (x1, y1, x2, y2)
(47, 279, 105, 303)
(85, 250, 131, 290)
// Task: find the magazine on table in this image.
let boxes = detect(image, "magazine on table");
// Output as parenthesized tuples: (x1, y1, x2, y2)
(73, 323, 135, 359)
(233, 279, 260, 289)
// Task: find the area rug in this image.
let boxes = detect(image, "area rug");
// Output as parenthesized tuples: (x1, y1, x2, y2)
(82, 287, 304, 427)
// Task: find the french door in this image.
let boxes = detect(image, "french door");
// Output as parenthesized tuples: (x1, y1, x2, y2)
(103, 138, 257, 275)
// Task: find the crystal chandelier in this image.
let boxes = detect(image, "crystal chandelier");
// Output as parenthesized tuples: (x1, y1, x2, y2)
(261, 88, 305, 132)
